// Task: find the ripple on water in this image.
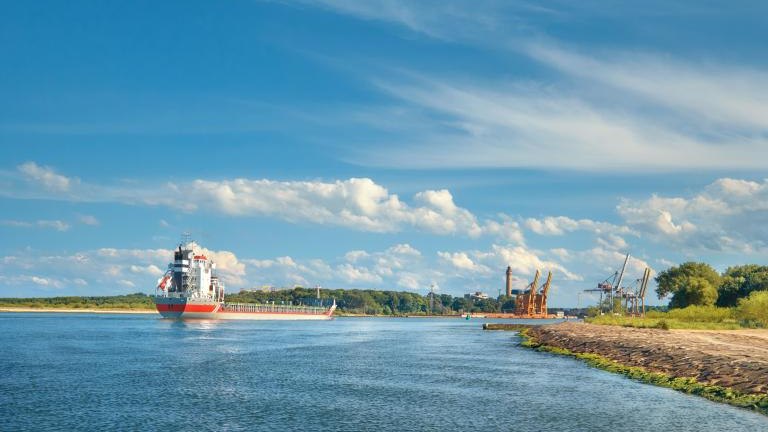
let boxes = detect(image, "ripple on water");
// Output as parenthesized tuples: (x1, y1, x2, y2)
(0, 314, 766, 431)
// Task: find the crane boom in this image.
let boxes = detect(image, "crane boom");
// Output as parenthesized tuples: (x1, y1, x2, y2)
(615, 253, 630, 296)
(528, 270, 541, 315)
(537, 271, 553, 316)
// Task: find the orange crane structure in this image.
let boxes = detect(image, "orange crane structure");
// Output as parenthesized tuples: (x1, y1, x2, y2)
(513, 269, 554, 318)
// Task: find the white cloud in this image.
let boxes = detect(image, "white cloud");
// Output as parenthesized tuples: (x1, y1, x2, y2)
(0, 220, 33, 228)
(5, 164, 509, 239)
(295, 0, 514, 41)
(0, 219, 70, 231)
(437, 251, 490, 273)
(0, 274, 66, 290)
(482, 244, 581, 282)
(344, 250, 369, 262)
(18, 162, 74, 192)
(526, 43, 768, 131)
(525, 216, 632, 237)
(78, 214, 99, 226)
(480, 217, 526, 245)
(576, 248, 653, 282)
(387, 243, 421, 256)
(129, 264, 164, 277)
(354, 74, 768, 171)
(31, 276, 50, 286)
(336, 263, 383, 284)
(36, 220, 70, 231)
(617, 177, 768, 252)
(189, 177, 486, 237)
(396, 273, 422, 290)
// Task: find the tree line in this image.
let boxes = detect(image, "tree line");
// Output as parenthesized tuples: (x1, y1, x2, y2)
(0, 289, 513, 315)
(226, 287, 515, 315)
(654, 262, 768, 326)
(655, 263, 768, 308)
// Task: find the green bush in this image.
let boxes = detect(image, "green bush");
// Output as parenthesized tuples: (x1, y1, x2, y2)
(736, 290, 768, 327)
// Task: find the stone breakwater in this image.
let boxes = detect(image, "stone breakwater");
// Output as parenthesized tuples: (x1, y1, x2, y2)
(526, 322, 768, 395)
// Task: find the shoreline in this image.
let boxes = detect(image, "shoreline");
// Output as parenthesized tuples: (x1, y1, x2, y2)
(507, 322, 768, 415)
(0, 307, 155, 314)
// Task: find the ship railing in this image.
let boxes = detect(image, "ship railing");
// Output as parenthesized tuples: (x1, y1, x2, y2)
(222, 302, 328, 314)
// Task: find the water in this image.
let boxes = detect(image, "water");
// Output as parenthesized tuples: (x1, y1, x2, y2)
(1, 314, 766, 431)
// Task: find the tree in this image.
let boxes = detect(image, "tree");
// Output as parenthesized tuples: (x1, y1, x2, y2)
(669, 277, 718, 308)
(717, 265, 768, 307)
(499, 295, 517, 312)
(736, 290, 768, 327)
(655, 262, 721, 300)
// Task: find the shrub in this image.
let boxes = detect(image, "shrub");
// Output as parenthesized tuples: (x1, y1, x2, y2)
(736, 290, 768, 327)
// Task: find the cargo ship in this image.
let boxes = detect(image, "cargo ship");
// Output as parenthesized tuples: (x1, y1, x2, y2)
(153, 241, 336, 320)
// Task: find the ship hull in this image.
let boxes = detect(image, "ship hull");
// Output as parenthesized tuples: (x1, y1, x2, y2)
(154, 297, 334, 320)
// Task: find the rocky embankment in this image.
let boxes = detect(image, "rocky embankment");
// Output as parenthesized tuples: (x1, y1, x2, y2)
(526, 322, 768, 395)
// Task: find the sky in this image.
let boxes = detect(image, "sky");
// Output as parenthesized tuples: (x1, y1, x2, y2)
(1, 0, 767, 307)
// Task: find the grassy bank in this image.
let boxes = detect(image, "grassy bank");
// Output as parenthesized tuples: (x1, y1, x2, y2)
(586, 305, 748, 330)
(518, 328, 768, 416)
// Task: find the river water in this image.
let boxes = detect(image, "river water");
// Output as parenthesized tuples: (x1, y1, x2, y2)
(1, 314, 766, 431)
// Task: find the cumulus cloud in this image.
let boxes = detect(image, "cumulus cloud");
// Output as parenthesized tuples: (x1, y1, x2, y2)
(481, 217, 525, 245)
(189, 178, 486, 237)
(437, 251, 490, 273)
(0, 243, 247, 296)
(5, 163, 511, 239)
(525, 216, 632, 237)
(129, 264, 165, 277)
(242, 243, 430, 290)
(617, 177, 768, 252)
(337, 263, 383, 284)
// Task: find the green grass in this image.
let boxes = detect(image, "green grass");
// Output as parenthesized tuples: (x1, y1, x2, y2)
(518, 329, 768, 415)
(586, 305, 744, 330)
(585, 315, 742, 330)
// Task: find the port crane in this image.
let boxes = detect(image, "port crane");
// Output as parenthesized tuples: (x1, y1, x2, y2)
(583, 253, 651, 316)
(514, 269, 553, 318)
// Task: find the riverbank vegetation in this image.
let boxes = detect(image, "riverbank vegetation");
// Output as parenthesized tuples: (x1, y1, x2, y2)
(588, 262, 768, 329)
(227, 287, 514, 315)
(0, 288, 525, 316)
(0, 293, 154, 310)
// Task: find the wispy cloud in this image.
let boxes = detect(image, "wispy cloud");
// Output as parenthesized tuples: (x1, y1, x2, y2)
(345, 70, 768, 171)
(526, 43, 768, 131)
(286, 1, 768, 172)
(0, 219, 70, 231)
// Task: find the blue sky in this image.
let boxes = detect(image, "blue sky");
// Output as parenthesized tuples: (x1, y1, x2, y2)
(2, 1, 767, 306)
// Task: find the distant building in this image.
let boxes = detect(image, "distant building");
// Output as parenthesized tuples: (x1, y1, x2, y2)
(465, 291, 490, 300)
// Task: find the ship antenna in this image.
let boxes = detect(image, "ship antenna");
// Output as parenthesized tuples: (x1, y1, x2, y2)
(181, 232, 192, 246)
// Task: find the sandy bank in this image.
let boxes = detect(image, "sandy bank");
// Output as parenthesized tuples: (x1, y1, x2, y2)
(0, 307, 155, 314)
(527, 322, 768, 395)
